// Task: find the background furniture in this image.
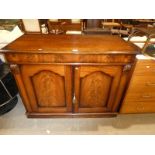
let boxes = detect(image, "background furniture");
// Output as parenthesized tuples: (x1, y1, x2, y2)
(0, 62, 18, 115)
(21, 19, 42, 34)
(0, 19, 22, 31)
(83, 19, 111, 34)
(47, 19, 64, 34)
(128, 27, 155, 53)
(47, 19, 83, 34)
(0, 21, 24, 63)
(1, 34, 140, 118)
(84, 19, 103, 28)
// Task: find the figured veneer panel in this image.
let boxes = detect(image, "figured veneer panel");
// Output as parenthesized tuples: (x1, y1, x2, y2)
(74, 65, 123, 113)
(32, 71, 65, 107)
(20, 65, 72, 113)
(80, 71, 112, 108)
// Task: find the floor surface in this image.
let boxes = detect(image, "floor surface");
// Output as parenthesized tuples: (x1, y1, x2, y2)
(0, 95, 155, 135)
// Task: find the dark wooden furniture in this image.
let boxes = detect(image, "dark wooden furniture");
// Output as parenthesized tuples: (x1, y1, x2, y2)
(0, 34, 140, 118)
(47, 19, 83, 34)
(83, 19, 111, 35)
(84, 19, 103, 28)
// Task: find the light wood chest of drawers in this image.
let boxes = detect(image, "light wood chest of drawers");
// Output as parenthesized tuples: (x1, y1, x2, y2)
(120, 58, 155, 113)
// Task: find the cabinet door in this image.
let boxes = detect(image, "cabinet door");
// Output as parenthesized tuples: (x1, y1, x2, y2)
(74, 65, 123, 113)
(20, 65, 72, 113)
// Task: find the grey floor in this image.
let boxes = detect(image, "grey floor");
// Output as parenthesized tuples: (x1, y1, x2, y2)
(0, 95, 155, 135)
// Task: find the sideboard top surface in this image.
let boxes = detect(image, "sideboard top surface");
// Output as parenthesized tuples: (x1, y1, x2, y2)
(2, 34, 140, 54)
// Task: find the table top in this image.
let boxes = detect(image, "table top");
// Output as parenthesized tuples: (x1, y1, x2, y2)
(1, 34, 140, 54)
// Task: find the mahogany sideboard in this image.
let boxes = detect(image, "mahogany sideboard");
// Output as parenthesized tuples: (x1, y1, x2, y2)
(0, 34, 140, 118)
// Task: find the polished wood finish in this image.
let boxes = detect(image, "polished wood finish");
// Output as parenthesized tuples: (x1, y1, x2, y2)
(120, 59, 155, 113)
(20, 65, 72, 113)
(10, 64, 32, 112)
(74, 65, 122, 113)
(1, 34, 139, 118)
(4, 53, 136, 64)
(2, 34, 140, 54)
(131, 60, 155, 75)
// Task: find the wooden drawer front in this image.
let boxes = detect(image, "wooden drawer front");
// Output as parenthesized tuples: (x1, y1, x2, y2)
(124, 75, 155, 102)
(125, 91, 155, 102)
(5, 53, 135, 64)
(127, 75, 155, 92)
(134, 60, 155, 76)
(120, 101, 155, 113)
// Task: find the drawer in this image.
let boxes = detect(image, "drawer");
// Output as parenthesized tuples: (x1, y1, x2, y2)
(134, 60, 155, 76)
(124, 91, 155, 102)
(128, 75, 155, 90)
(5, 53, 135, 64)
(120, 101, 155, 113)
(124, 75, 155, 102)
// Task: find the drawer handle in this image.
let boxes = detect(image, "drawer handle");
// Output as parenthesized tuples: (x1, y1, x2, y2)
(142, 95, 152, 98)
(146, 82, 155, 87)
(136, 103, 144, 112)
